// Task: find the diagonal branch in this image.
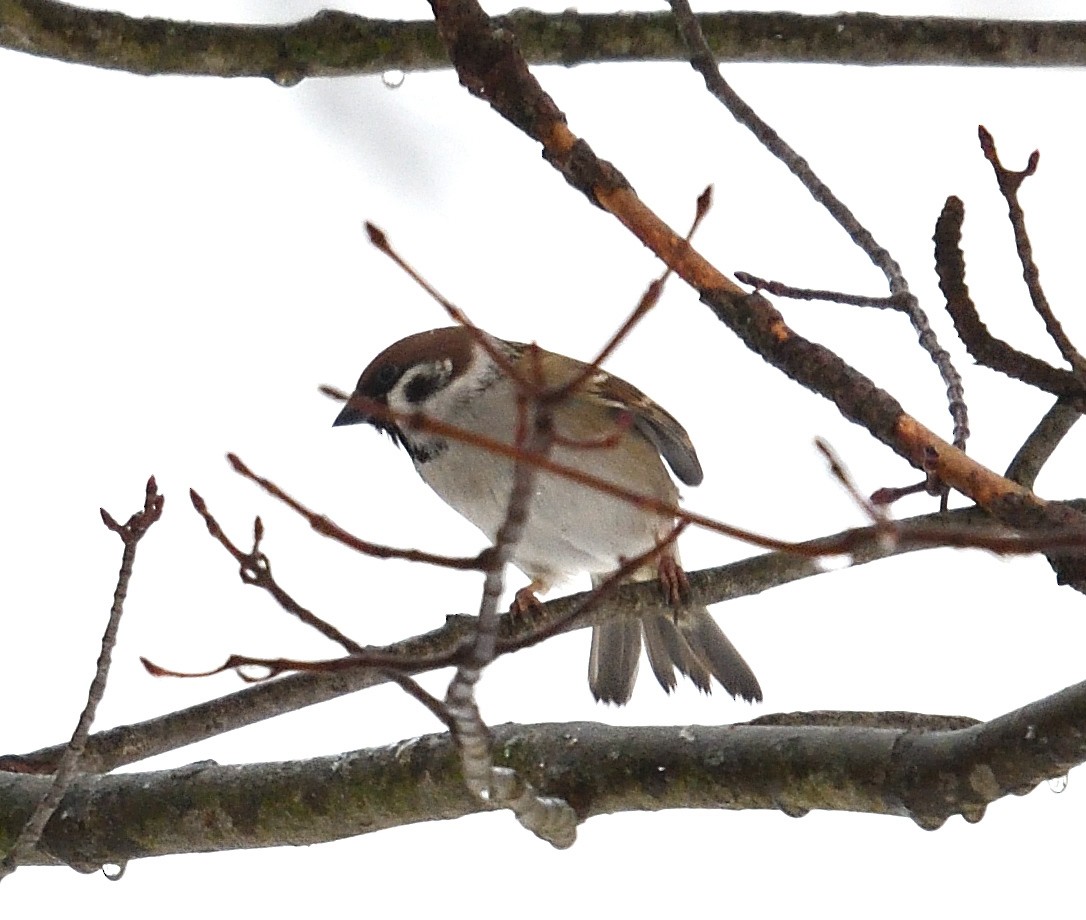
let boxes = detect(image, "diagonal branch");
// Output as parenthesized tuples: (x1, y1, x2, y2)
(426, 0, 1086, 592)
(668, 0, 968, 470)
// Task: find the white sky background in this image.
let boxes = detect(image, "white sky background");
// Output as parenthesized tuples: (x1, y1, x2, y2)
(2, 0, 1085, 913)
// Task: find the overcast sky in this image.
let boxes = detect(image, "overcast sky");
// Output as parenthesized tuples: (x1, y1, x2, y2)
(2, 0, 1085, 914)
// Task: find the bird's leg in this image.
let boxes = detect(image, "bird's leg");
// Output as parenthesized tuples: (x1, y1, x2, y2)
(510, 579, 548, 625)
(657, 552, 691, 608)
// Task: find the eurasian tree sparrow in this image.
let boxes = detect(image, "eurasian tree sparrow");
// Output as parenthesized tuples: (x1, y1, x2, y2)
(333, 326, 762, 705)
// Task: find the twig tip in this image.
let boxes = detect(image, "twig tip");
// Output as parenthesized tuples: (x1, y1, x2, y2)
(365, 221, 389, 251)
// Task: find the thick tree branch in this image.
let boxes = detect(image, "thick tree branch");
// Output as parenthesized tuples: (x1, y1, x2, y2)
(4, 676, 1083, 867)
(2, 5, 1086, 80)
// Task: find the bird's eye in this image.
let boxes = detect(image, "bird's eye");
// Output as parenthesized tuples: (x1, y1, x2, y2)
(371, 363, 400, 395)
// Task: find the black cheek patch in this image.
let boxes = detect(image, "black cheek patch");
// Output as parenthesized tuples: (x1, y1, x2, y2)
(403, 369, 444, 404)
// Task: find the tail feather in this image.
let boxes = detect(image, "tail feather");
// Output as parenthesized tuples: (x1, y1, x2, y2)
(641, 613, 712, 694)
(675, 606, 762, 703)
(588, 619, 641, 705)
(587, 567, 762, 705)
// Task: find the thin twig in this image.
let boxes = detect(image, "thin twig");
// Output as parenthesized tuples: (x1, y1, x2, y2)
(668, 0, 968, 466)
(0, 477, 163, 879)
(227, 453, 485, 571)
(933, 196, 1086, 400)
(364, 222, 526, 387)
(320, 389, 803, 554)
(734, 272, 903, 310)
(190, 490, 365, 655)
(561, 186, 712, 398)
(978, 126, 1086, 379)
(814, 438, 887, 524)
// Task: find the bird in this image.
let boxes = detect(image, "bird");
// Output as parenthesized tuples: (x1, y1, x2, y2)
(333, 325, 762, 705)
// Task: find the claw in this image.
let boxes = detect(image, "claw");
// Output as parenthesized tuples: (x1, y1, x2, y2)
(657, 553, 691, 607)
(510, 581, 548, 627)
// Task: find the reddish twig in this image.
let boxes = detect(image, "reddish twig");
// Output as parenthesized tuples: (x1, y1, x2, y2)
(555, 186, 713, 401)
(322, 387, 1086, 559)
(226, 453, 486, 571)
(364, 222, 527, 388)
(814, 439, 887, 524)
(321, 386, 800, 553)
(188, 490, 365, 655)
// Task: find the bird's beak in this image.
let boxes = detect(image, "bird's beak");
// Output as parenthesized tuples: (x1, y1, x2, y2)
(332, 398, 370, 427)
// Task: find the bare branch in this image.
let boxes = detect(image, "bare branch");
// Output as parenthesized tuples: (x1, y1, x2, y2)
(1005, 399, 1083, 489)
(3, 6, 1086, 80)
(6, 677, 1086, 864)
(733, 273, 903, 310)
(934, 196, 1086, 402)
(425, 0, 1086, 589)
(0, 478, 163, 878)
(8, 500, 1081, 781)
(978, 126, 1086, 378)
(668, 0, 968, 467)
(189, 490, 365, 656)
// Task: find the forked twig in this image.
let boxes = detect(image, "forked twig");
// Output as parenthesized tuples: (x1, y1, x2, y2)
(0, 478, 163, 880)
(189, 490, 365, 655)
(934, 197, 1085, 400)
(979, 126, 1086, 379)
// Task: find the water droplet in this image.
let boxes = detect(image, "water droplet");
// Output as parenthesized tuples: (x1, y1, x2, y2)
(960, 803, 986, 824)
(778, 802, 809, 819)
(102, 862, 127, 881)
(912, 812, 946, 831)
(271, 68, 304, 88)
(1048, 774, 1069, 794)
(382, 70, 406, 89)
